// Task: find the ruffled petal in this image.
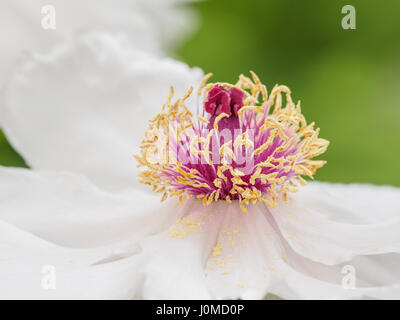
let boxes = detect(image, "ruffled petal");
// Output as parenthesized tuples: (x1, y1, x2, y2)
(267, 253, 400, 299)
(0, 165, 180, 248)
(136, 193, 400, 300)
(1, 33, 203, 191)
(0, 0, 197, 85)
(198, 184, 400, 300)
(0, 220, 147, 299)
(269, 182, 400, 265)
(291, 182, 400, 223)
(263, 205, 400, 299)
(0, 165, 184, 299)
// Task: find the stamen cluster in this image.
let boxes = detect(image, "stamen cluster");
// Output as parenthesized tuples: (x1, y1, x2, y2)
(135, 72, 329, 213)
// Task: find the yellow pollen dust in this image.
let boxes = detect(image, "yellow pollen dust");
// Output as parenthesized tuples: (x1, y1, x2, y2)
(169, 219, 203, 238)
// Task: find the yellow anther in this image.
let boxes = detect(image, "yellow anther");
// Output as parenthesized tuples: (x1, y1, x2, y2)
(214, 112, 230, 131)
(197, 115, 210, 124)
(213, 178, 222, 188)
(198, 73, 213, 96)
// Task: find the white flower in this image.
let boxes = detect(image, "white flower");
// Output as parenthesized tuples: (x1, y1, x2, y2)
(0, 33, 399, 300)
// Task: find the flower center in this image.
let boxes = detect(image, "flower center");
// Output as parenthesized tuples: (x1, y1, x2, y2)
(136, 72, 329, 214)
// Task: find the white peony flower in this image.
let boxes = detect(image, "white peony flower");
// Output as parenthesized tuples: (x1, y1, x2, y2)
(0, 33, 399, 300)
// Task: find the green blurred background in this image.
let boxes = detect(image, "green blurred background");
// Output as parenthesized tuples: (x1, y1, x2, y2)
(0, 0, 399, 186)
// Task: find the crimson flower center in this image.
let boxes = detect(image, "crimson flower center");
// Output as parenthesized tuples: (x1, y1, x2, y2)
(204, 85, 245, 131)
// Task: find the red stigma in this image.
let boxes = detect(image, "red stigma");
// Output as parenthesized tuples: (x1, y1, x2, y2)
(204, 85, 244, 117)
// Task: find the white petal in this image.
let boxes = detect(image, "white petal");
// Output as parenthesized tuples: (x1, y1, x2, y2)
(135, 197, 400, 300)
(293, 181, 400, 223)
(0, 165, 184, 299)
(1, 33, 203, 191)
(350, 254, 400, 287)
(259, 217, 400, 299)
(0, 165, 179, 248)
(0, 220, 147, 299)
(0, 0, 197, 86)
(204, 202, 279, 300)
(137, 200, 226, 299)
(270, 182, 400, 265)
(201, 201, 371, 300)
(269, 260, 362, 300)
(132, 0, 199, 52)
(268, 255, 400, 299)
(136, 200, 289, 300)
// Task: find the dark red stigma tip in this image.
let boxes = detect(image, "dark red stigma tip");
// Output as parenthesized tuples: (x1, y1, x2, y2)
(204, 85, 244, 117)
